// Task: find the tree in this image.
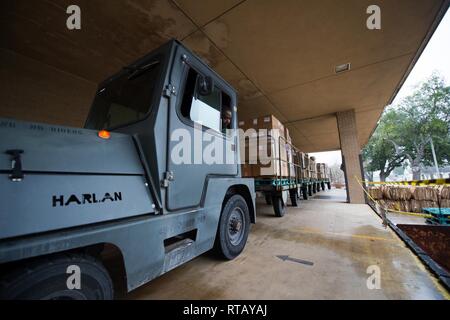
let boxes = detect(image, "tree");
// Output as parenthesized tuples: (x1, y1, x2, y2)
(329, 163, 345, 185)
(391, 73, 450, 179)
(363, 73, 450, 180)
(363, 108, 406, 181)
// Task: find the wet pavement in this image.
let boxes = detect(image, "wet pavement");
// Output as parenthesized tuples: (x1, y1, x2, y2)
(126, 188, 449, 300)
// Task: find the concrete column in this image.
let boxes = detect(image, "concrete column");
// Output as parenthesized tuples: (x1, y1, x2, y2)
(336, 110, 365, 204)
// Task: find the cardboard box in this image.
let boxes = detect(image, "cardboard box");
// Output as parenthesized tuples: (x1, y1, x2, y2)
(238, 114, 292, 177)
(257, 115, 285, 138)
(241, 163, 254, 177)
(238, 119, 247, 130)
(298, 152, 307, 170)
(316, 163, 329, 179)
(300, 168, 309, 179)
(240, 114, 285, 138)
(241, 136, 289, 177)
(284, 127, 292, 143)
(251, 140, 289, 177)
(309, 156, 316, 172)
(285, 143, 296, 177)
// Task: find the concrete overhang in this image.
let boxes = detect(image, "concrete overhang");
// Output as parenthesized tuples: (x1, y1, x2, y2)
(1, 0, 448, 152)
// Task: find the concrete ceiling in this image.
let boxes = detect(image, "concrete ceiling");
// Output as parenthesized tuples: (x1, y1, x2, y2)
(1, 0, 448, 152)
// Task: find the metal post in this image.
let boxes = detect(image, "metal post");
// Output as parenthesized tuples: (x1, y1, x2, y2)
(429, 137, 441, 178)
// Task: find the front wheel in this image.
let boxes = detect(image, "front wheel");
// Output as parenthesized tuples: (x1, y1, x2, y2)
(214, 194, 251, 260)
(0, 253, 113, 300)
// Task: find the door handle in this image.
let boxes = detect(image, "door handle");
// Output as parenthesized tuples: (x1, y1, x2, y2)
(6, 149, 24, 181)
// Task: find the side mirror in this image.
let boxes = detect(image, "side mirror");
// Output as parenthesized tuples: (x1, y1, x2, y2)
(197, 75, 213, 96)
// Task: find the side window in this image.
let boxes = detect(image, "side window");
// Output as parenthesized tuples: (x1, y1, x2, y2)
(180, 68, 233, 135)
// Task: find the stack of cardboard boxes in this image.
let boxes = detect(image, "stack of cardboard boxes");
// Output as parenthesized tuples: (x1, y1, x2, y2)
(309, 156, 317, 179)
(299, 152, 310, 179)
(239, 114, 329, 181)
(239, 115, 291, 178)
(317, 163, 329, 179)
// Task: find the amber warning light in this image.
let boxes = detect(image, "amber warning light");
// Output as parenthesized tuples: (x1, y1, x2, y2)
(98, 130, 111, 139)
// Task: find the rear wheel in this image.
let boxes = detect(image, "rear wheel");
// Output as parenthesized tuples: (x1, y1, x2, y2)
(0, 253, 113, 300)
(272, 195, 286, 217)
(289, 189, 298, 207)
(264, 193, 272, 205)
(214, 194, 250, 260)
(302, 186, 308, 200)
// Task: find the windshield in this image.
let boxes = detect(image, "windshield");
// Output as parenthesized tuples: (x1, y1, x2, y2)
(85, 60, 161, 130)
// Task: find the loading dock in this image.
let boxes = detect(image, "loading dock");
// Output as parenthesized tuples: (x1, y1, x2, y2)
(1, 0, 449, 300)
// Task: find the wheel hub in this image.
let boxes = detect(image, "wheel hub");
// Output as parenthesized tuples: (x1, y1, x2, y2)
(228, 208, 245, 245)
(230, 218, 242, 232)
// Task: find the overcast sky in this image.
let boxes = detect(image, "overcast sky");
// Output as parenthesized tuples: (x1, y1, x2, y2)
(311, 8, 450, 165)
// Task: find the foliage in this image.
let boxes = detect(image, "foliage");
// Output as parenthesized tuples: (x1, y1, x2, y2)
(363, 72, 450, 180)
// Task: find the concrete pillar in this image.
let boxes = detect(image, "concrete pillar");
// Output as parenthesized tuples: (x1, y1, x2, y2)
(336, 110, 365, 204)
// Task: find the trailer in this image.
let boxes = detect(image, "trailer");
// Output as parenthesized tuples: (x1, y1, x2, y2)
(253, 135, 302, 217)
(316, 162, 332, 191)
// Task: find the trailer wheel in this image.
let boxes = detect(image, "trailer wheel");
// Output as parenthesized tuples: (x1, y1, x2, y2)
(302, 187, 308, 200)
(214, 194, 250, 260)
(327, 181, 331, 190)
(272, 196, 286, 217)
(264, 194, 272, 205)
(321, 182, 325, 191)
(0, 253, 113, 300)
(289, 189, 298, 207)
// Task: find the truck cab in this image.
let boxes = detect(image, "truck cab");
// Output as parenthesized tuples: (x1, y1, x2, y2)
(0, 40, 255, 299)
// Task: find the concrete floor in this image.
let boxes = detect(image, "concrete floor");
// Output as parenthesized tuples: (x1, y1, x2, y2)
(127, 189, 449, 300)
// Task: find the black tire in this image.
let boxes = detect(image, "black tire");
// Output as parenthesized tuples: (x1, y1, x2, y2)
(265, 194, 272, 205)
(272, 196, 286, 217)
(321, 182, 325, 191)
(302, 187, 308, 200)
(308, 185, 313, 196)
(327, 181, 331, 190)
(289, 189, 298, 207)
(312, 183, 317, 193)
(214, 194, 251, 260)
(0, 253, 113, 300)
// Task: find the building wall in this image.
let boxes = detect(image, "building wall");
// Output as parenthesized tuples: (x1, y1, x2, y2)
(0, 49, 97, 127)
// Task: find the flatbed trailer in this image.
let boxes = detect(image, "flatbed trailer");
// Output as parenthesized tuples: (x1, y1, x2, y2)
(242, 128, 331, 217)
(253, 136, 326, 217)
(309, 177, 332, 194)
(255, 177, 300, 217)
